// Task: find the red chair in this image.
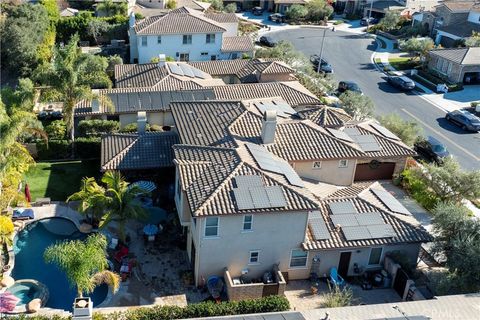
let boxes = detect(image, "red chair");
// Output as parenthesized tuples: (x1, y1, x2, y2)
(114, 246, 129, 263)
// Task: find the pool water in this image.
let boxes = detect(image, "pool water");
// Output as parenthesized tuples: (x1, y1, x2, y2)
(8, 283, 34, 304)
(13, 219, 108, 311)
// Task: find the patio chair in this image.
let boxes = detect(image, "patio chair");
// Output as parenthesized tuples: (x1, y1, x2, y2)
(114, 246, 129, 263)
(329, 267, 345, 287)
(12, 208, 35, 221)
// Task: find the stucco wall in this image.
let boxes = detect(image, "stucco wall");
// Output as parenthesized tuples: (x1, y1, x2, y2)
(118, 111, 173, 128)
(119, 114, 137, 128)
(136, 33, 223, 63)
(292, 160, 356, 186)
(467, 11, 480, 24)
(219, 22, 238, 37)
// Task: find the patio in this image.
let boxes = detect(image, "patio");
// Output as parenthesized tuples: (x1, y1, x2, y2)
(285, 280, 402, 311)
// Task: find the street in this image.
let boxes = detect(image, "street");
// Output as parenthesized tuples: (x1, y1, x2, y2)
(266, 28, 480, 170)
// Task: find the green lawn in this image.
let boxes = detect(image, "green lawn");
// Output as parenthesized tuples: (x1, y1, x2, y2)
(388, 57, 419, 70)
(24, 160, 100, 201)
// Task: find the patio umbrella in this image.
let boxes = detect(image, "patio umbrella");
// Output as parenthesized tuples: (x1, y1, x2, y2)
(0, 292, 20, 313)
(24, 183, 31, 203)
(143, 224, 159, 236)
(128, 181, 157, 193)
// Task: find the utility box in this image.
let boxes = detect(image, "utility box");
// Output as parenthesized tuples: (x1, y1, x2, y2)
(72, 297, 93, 320)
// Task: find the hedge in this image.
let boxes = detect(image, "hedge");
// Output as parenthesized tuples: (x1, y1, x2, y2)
(75, 137, 101, 159)
(9, 295, 290, 320)
(36, 140, 71, 160)
(78, 119, 120, 137)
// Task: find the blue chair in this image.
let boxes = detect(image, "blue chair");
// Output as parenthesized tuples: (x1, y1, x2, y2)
(329, 267, 345, 287)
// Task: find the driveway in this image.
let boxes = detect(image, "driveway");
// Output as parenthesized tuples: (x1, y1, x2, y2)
(265, 28, 480, 170)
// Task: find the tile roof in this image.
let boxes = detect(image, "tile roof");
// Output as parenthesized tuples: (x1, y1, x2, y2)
(441, 1, 476, 12)
(437, 21, 480, 38)
(298, 105, 352, 128)
(174, 145, 318, 216)
(176, 0, 211, 11)
(302, 182, 432, 250)
(429, 47, 480, 65)
(101, 132, 179, 171)
(204, 12, 238, 23)
(221, 36, 255, 53)
(133, 8, 225, 35)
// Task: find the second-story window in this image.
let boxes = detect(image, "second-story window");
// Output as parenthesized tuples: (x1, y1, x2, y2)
(141, 36, 147, 46)
(249, 251, 260, 264)
(206, 34, 215, 44)
(312, 161, 322, 169)
(205, 217, 219, 237)
(338, 160, 348, 168)
(157, 36, 161, 44)
(243, 215, 253, 231)
(183, 35, 192, 44)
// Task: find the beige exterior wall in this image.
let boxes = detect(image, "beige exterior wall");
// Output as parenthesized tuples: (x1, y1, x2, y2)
(119, 114, 137, 128)
(219, 22, 238, 37)
(259, 73, 292, 83)
(292, 159, 357, 186)
(119, 111, 173, 128)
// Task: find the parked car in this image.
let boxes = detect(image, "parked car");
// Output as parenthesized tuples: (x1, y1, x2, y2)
(310, 54, 333, 73)
(337, 81, 363, 94)
(414, 136, 450, 164)
(445, 109, 480, 132)
(252, 7, 264, 15)
(269, 13, 286, 23)
(360, 17, 378, 26)
(258, 36, 276, 47)
(386, 76, 415, 90)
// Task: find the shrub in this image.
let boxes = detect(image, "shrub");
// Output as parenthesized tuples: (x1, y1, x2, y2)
(322, 285, 354, 308)
(401, 168, 440, 210)
(165, 0, 177, 9)
(120, 122, 149, 133)
(305, 0, 333, 23)
(45, 119, 67, 140)
(78, 119, 120, 137)
(149, 124, 163, 132)
(224, 3, 237, 13)
(75, 137, 101, 159)
(285, 4, 308, 21)
(36, 140, 71, 160)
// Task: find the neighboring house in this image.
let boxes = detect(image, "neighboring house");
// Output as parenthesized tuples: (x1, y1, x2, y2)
(60, 8, 79, 17)
(428, 47, 480, 84)
(434, 3, 480, 46)
(363, 0, 406, 19)
(136, 0, 211, 11)
(129, 7, 253, 63)
(274, 0, 308, 14)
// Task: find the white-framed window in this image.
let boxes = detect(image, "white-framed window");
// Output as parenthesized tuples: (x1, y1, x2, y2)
(447, 62, 452, 74)
(201, 52, 208, 56)
(179, 53, 189, 61)
(157, 36, 161, 44)
(338, 160, 348, 168)
(368, 247, 383, 265)
(249, 250, 260, 264)
(141, 36, 147, 46)
(243, 215, 253, 231)
(182, 35, 192, 44)
(206, 34, 216, 44)
(290, 249, 308, 268)
(312, 161, 322, 169)
(204, 217, 219, 237)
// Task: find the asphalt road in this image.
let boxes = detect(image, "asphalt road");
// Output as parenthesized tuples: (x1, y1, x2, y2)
(267, 28, 480, 170)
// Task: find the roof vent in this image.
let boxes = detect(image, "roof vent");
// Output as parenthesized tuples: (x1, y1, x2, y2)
(261, 110, 277, 144)
(137, 111, 147, 134)
(158, 54, 166, 68)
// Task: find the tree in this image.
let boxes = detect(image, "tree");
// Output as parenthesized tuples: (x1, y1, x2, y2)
(100, 171, 147, 242)
(96, 0, 127, 17)
(305, 0, 333, 22)
(44, 233, 120, 297)
(165, 0, 177, 9)
(285, 4, 308, 21)
(0, 78, 35, 113)
(339, 91, 375, 120)
(399, 37, 434, 65)
(87, 19, 110, 45)
(207, 0, 224, 11)
(412, 157, 480, 203)
(0, 3, 50, 76)
(106, 55, 123, 78)
(465, 31, 480, 47)
(430, 202, 480, 294)
(378, 10, 401, 31)
(224, 3, 237, 13)
(45, 120, 67, 140)
(0, 216, 15, 247)
(378, 114, 423, 146)
(67, 177, 107, 225)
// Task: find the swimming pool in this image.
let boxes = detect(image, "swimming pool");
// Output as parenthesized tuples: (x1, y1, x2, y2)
(12, 218, 108, 311)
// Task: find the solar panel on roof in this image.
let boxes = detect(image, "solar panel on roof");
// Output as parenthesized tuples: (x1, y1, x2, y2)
(167, 63, 184, 76)
(265, 186, 288, 207)
(367, 224, 395, 238)
(351, 134, 382, 152)
(342, 225, 372, 240)
(250, 186, 271, 208)
(328, 201, 357, 215)
(191, 67, 207, 79)
(308, 211, 331, 240)
(233, 188, 254, 210)
(277, 162, 304, 187)
(274, 101, 296, 115)
(371, 188, 411, 215)
(326, 128, 354, 142)
(235, 175, 263, 188)
(179, 64, 195, 78)
(344, 127, 361, 136)
(355, 212, 384, 225)
(330, 214, 359, 227)
(370, 123, 400, 140)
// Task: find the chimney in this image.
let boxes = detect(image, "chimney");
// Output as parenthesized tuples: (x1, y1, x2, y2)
(261, 110, 277, 144)
(158, 54, 166, 68)
(129, 12, 136, 28)
(91, 89, 100, 113)
(137, 111, 147, 134)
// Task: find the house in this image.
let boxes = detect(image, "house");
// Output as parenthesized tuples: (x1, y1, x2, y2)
(128, 7, 253, 63)
(60, 8, 79, 17)
(427, 47, 480, 84)
(434, 2, 480, 46)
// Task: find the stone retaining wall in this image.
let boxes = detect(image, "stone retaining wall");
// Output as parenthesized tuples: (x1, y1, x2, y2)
(224, 269, 286, 302)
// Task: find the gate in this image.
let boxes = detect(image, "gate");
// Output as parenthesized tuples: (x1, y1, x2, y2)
(393, 269, 409, 298)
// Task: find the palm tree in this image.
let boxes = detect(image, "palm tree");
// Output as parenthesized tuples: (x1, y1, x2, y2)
(44, 233, 120, 298)
(67, 177, 107, 227)
(100, 171, 147, 242)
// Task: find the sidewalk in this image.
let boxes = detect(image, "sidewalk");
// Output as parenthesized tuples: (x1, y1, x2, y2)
(371, 36, 480, 112)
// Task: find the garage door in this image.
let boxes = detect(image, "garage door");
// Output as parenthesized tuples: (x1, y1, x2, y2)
(354, 162, 396, 181)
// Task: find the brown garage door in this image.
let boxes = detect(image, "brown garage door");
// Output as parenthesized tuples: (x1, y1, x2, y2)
(354, 162, 396, 181)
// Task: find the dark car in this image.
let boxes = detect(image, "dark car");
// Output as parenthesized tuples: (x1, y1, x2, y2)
(387, 76, 415, 90)
(252, 6, 264, 15)
(310, 54, 333, 73)
(445, 109, 480, 132)
(269, 13, 286, 23)
(360, 17, 378, 26)
(338, 81, 362, 94)
(259, 36, 276, 47)
(414, 136, 450, 163)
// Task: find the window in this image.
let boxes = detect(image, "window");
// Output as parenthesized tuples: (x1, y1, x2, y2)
(206, 34, 216, 44)
(368, 247, 383, 265)
(204, 217, 219, 237)
(232, 53, 238, 59)
(157, 36, 161, 44)
(176, 179, 181, 198)
(179, 53, 189, 61)
(290, 249, 308, 268)
(249, 251, 260, 264)
(312, 161, 322, 169)
(141, 36, 147, 46)
(182, 35, 192, 44)
(201, 52, 208, 56)
(338, 160, 348, 168)
(211, 55, 217, 61)
(243, 215, 253, 231)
